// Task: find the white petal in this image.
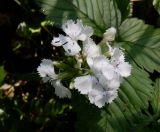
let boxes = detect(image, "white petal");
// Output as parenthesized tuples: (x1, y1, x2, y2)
(37, 59, 57, 79)
(117, 62, 132, 77)
(90, 56, 107, 74)
(87, 55, 115, 80)
(86, 57, 94, 68)
(105, 90, 118, 103)
(62, 37, 81, 55)
(102, 63, 115, 80)
(62, 19, 83, 40)
(103, 27, 116, 42)
(88, 89, 106, 108)
(74, 75, 93, 94)
(78, 26, 93, 41)
(107, 76, 122, 89)
(52, 80, 71, 98)
(51, 34, 67, 46)
(97, 73, 121, 90)
(83, 39, 101, 57)
(111, 48, 125, 62)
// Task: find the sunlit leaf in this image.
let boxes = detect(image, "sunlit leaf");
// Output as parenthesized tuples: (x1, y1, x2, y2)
(36, 0, 121, 36)
(119, 18, 160, 72)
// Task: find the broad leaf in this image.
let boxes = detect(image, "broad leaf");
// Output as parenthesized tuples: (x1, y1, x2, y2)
(36, 0, 121, 36)
(72, 65, 153, 131)
(119, 18, 160, 72)
(151, 78, 160, 114)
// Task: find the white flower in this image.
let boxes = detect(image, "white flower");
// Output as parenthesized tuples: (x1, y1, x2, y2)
(37, 59, 71, 98)
(51, 19, 93, 56)
(74, 75, 118, 108)
(88, 88, 106, 108)
(74, 75, 106, 107)
(108, 46, 132, 77)
(82, 38, 101, 58)
(62, 19, 93, 41)
(51, 80, 71, 98)
(51, 35, 81, 56)
(103, 27, 116, 42)
(87, 55, 116, 81)
(74, 75, 98, 94)
(87, 55, 123, 91)
(37, 59, 57, 80)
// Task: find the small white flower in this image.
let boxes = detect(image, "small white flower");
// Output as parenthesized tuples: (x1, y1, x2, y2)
(37, 59, 71, 98)
(83, 38, 101, 58)
(74, 75, 118, 107)
(51, 19, 93, 56)
(37, 59, 57, 80)
(51, 35, 81, 55)
(103, 27, 116, 42)
(62, 19, 93, 41)
(74, 75, 106, 108)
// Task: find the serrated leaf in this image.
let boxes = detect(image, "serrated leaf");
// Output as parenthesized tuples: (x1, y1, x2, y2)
(151, 78, 160, 113)
(72, 65, 153, 131)
(119, 18, 160, 72)
(36, 0, 121, 36)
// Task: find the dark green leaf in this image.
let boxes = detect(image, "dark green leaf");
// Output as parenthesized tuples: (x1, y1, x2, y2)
(115, 0, 131, 20)
(151, 78, 160, 114)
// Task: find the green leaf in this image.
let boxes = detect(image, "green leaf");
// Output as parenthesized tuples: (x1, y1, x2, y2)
(151, 78, 160, 114)
(0, 66, 6, 85)
(72, 65, 153, 131)
(115, 0, 131, 20)
(36, 0, 121, 36)
(119, 18, 160, 72)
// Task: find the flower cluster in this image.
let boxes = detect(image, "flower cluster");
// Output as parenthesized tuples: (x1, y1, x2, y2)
(37, 19, 132, 108)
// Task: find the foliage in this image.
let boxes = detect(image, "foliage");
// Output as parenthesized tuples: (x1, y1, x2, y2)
(0, 0, 159, 131)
